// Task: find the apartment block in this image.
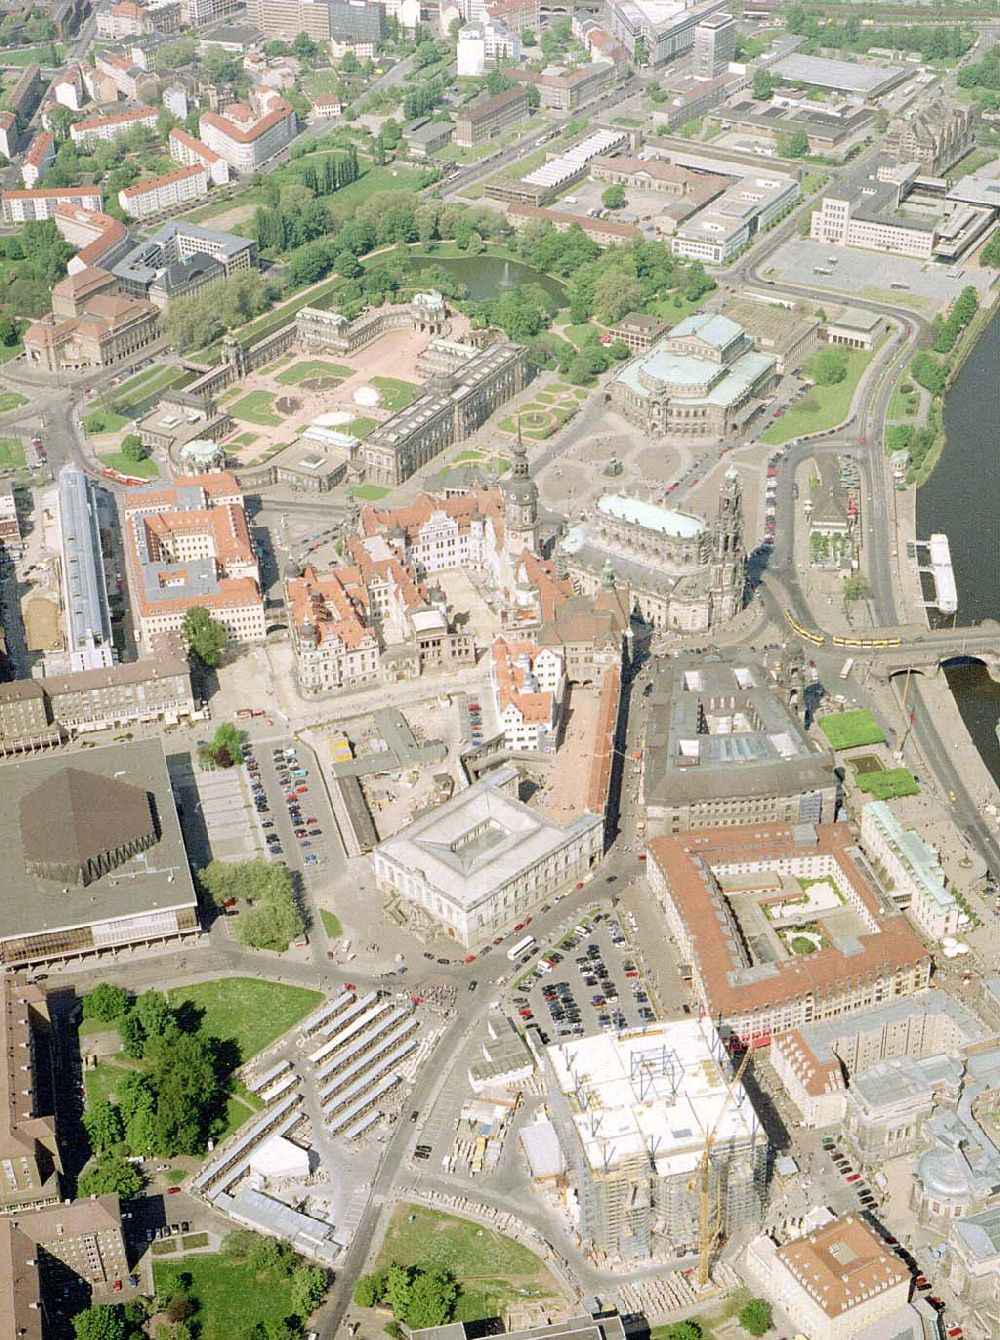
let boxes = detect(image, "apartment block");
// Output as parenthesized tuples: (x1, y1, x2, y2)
(860, 800, 963, 941)
(69, 106, 158, 149)
(199, 98, 296, 172)
(2, 186, 103, 223)
(167, 125, 231, 185)
(118, 163, 209, 219)
(54, 205, 131, 276)
(693, 11, 735, 80)
(20, 131, 54, 189)
(455, 86, 530, 147)
(0, 976, 61, 1214)
(509, 61, 614, 111)
(0, 654, 197, 755)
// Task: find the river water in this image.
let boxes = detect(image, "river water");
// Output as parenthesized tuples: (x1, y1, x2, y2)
(916, 302, 1000, 783)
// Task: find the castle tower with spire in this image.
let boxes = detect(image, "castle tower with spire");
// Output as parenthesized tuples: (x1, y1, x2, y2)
(501, 421, 538, 555)
(710, 466, 745, 622)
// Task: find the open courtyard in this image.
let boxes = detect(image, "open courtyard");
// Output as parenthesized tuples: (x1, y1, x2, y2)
(216, 308, 474, 467)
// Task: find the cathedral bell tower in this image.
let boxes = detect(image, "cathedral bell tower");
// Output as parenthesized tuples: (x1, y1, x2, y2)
(710, 466, 746, 623)
(501, 420, 539, 554)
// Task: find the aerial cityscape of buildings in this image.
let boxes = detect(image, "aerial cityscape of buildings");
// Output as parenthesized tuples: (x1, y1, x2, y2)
(0, 1, 998, 1338)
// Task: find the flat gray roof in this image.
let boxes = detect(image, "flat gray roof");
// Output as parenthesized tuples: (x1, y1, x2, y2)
(0, 737, 196, 942)
(772, 53, 907, 95)
(643, 656, 836, 807)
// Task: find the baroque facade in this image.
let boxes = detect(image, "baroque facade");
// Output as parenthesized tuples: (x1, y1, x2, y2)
(558, 469, 745, 634)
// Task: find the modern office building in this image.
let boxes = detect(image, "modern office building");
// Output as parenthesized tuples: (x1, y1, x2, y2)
(747, 1214, 911, 1340)
(811, 163, 993, 262)
(247, 0, 385, 44)
(557, 473, 746, 634)
(642, 655, 839, 834)
(121, 471, 266, 650)
(372, 764, 603, 946)
(608, 313, 777, 437)
(605, 0, 729, 65)
(693, 11, 735, 80)
(508, 61, 614, 111)
(546, 1018, 767, 1258)
(0, 737, 199, 966)
(769, 990, 989, 1128)
(56, 464, 115, 672)
(859, 800, 963, 941)
(113, 221, 256, 307)
(0, 654, 197, 755)
(646, 822, 931, 1047)
(670, 171, 799, 264)
(199, 98, 296, 172)
(0, 975, 61, 1215)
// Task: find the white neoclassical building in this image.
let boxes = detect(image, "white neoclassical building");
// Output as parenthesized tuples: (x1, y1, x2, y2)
(372, 765, 602, 946)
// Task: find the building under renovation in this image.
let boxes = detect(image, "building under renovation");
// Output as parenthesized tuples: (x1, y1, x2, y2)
(544, 1019, 768, 1260)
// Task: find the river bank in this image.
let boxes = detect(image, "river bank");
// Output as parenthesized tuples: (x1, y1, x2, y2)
(917, 299, 1000, 785)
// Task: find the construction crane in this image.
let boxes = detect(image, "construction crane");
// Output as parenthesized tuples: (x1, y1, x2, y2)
(687, 1044, 753, 1289)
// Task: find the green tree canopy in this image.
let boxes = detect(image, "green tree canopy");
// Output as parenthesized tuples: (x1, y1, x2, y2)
(181, 606, 228, 668)
(739, 1297, 773, 1336)
(82, 983, 129, 1022)
(82, 1099, 124, 1153)
(77, 1152, 144, 1199)
(72, 1305, 128, 1340)
(811, 346, 848, 385)
(601, 184, 626, 210)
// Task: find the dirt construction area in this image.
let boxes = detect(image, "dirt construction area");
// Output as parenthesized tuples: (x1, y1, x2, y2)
(220, 310, 474, 464)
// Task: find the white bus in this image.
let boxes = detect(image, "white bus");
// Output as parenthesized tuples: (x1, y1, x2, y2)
(839, 657, 855, 680)
(507, 934, 536, 962)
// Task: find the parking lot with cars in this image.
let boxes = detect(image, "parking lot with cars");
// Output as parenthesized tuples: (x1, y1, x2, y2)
(510, 909, 659, 1046)
(242, 738, 332, 876)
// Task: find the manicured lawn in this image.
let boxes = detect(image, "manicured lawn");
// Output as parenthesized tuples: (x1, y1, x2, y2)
(153, 1254, 301, 1340)
(83, 409, 129, 435)
(84, 1056, 143, 1107)
(0, 437, 25, 469)
(232, 432, 259, 447)
(229, 390, 283, 427)
(111, 363, 192, 413)
(320, 909, 343, 938)
(370, 376, 418, 411)
(276, 359, 352, 385)
(888, 381, 919, 420)
(376, 1204, 560, 1324)
(340, 416, 377, 438)
(351, 483, 391, 500)
(818, 709, 886, 751)
(760, 348, 874, 446)
(301, 67, 345, 96)
(216, 1094, 256, 1141)
(165, 978, 323, 1063)
(856, 767, 920, 800)
(0, 391, 26, 412)
(0, 342, 22, 364)
(98, 451, 160, 479)
(0, 44, 63, 66)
